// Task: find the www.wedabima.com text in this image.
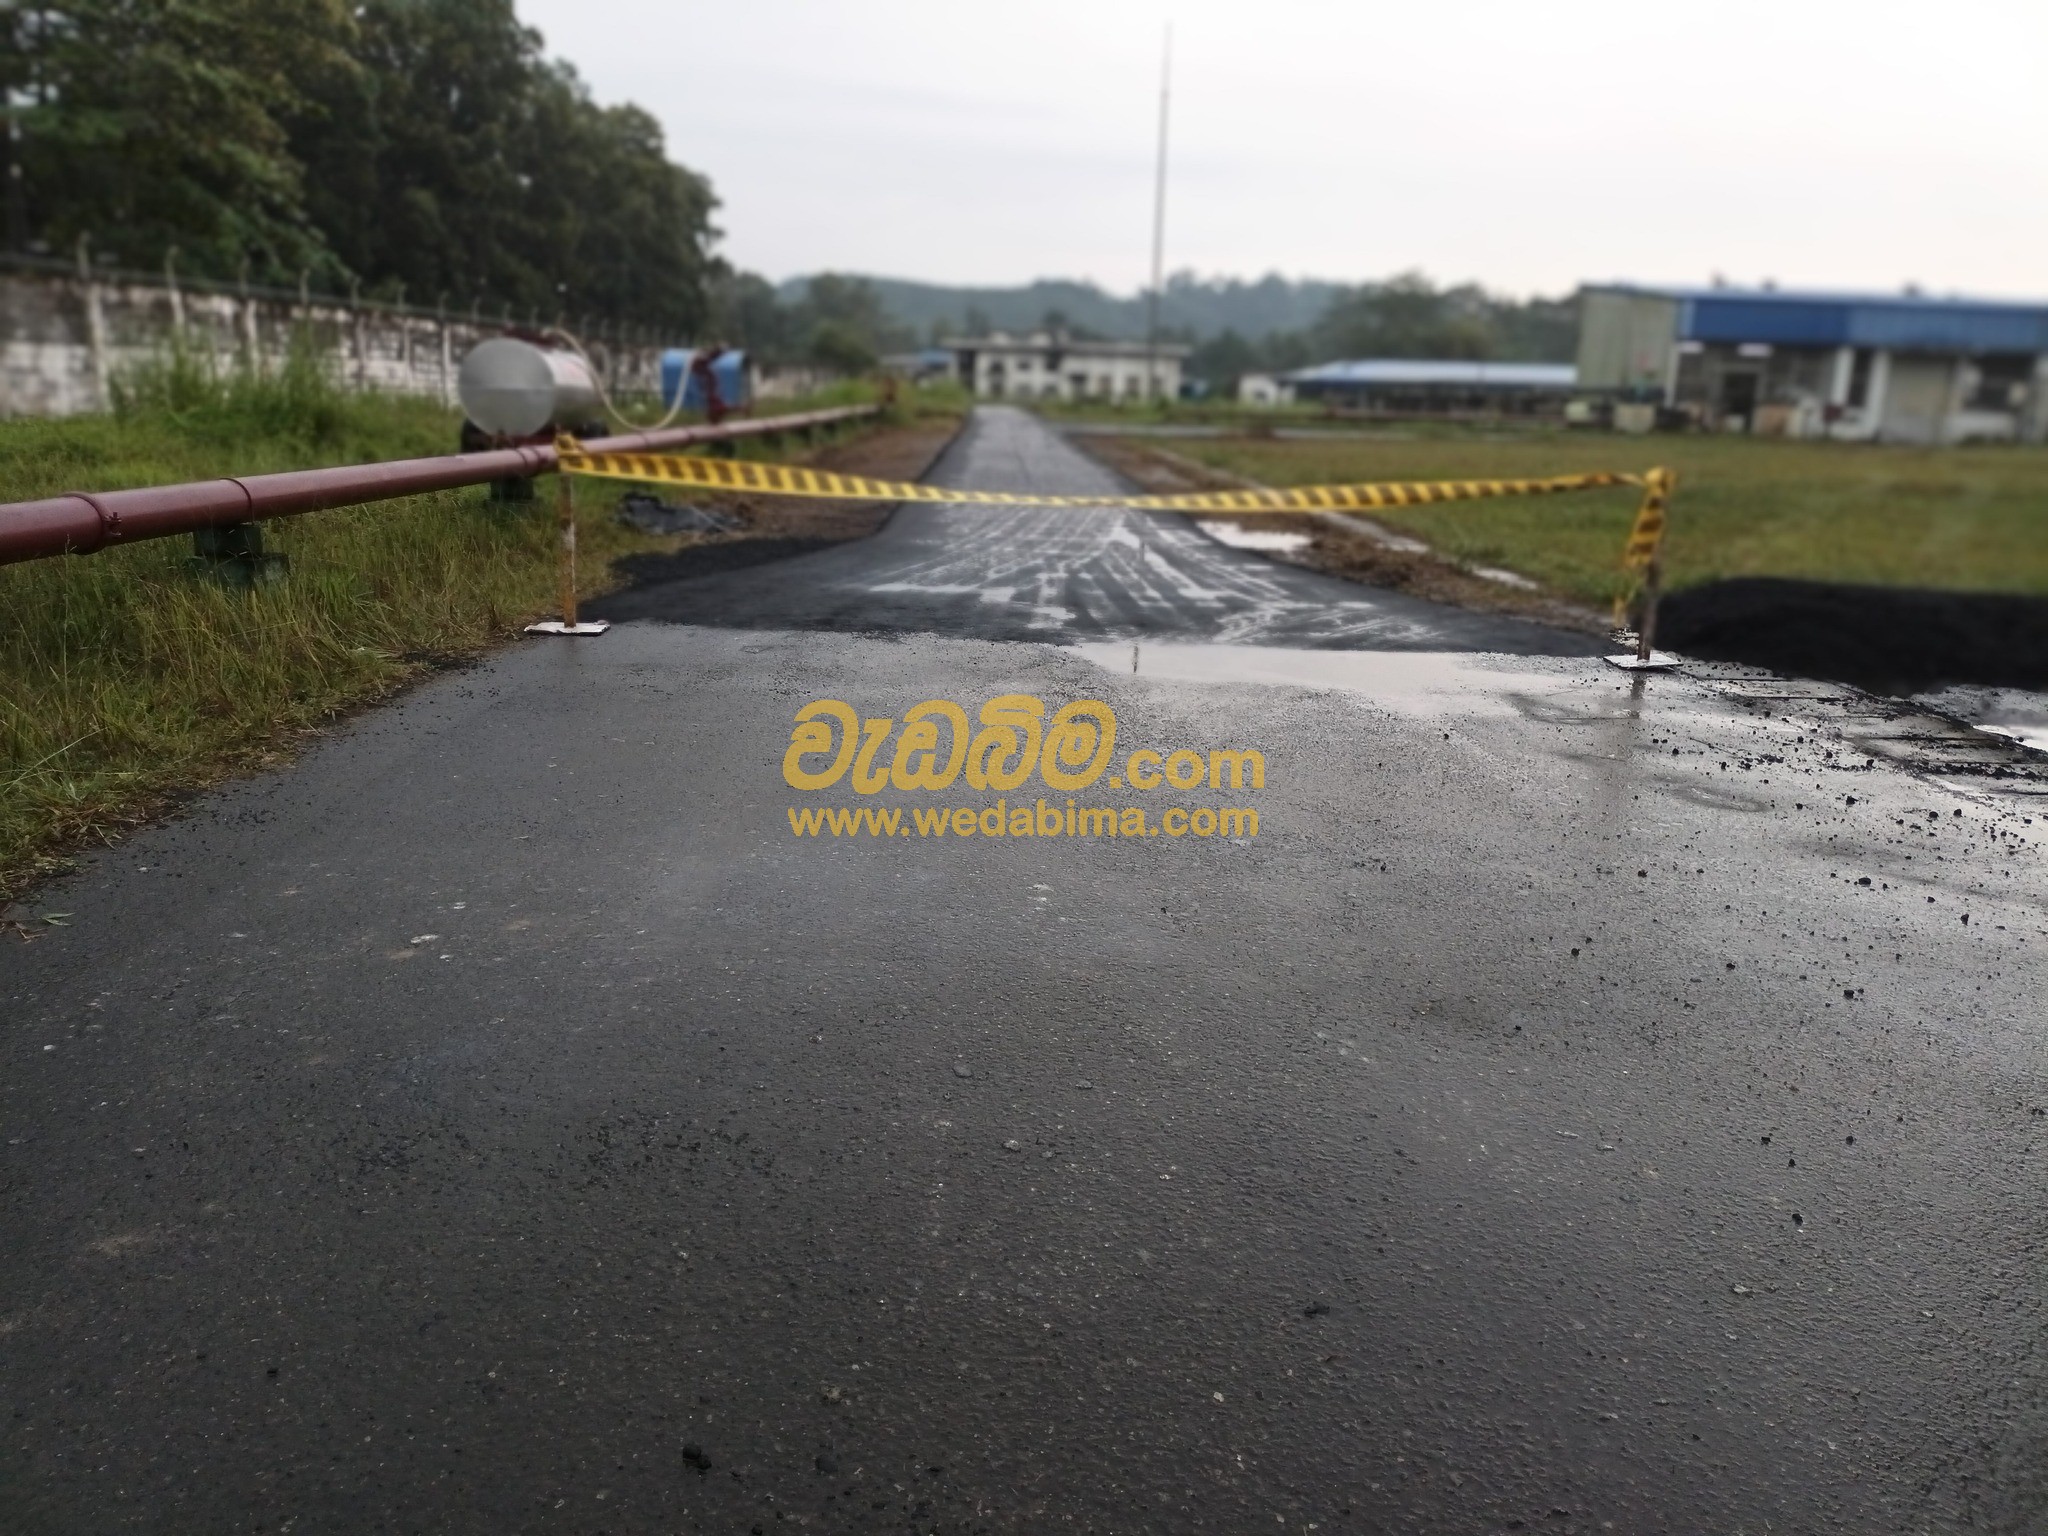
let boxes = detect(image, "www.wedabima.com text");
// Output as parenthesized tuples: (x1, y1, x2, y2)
(787, 800, 1259, 839)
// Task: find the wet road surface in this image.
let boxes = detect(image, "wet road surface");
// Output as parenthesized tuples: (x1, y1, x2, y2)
(4, 409, 2046, 1534)
(592, 406, 1600, 654)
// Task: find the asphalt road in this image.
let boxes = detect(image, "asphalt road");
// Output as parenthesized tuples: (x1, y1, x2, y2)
(591, 406, 1600, 653)
(4, 408, 2046, 1534)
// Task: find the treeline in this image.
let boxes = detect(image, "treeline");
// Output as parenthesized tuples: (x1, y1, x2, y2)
(2, 0, 719, 330)
(1186, 273, 1579, 390)
(706, 273, 919, 375)
(798, 272, 1347, 349)
(729, 270, 1579, 386)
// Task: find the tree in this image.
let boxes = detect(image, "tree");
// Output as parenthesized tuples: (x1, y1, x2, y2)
(514, 69, 718, 331)
(1490, 291, 1580, 362)
(287, 0, 717, 329)
(1313, 272, 1492, 360)
(708, 270, 795, 361)
(8, 0, 355, 280)
(794, 274, 902, 347)
(6, 0, 721, 326)
(782, 272, 912, 365)
(807, 319, 876, 376)
(287, 0, 546, 307)
(1188, 329, 1259, 394)
(1301, 273, 1577, 364)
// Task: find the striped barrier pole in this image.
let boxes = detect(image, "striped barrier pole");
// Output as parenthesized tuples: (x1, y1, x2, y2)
(524, 468, 610, 636)
(1611, 467, 1676, 671)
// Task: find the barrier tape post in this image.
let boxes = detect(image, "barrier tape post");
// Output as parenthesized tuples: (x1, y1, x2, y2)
(1638, 551, 1664, 663)
(1605, 466, 1678, 672)
(524, 467, 610, 637)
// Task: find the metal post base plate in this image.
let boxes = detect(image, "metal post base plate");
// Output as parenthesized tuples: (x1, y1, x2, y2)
(524, 620, 611, 636)
(1603, 651, 1681, 672)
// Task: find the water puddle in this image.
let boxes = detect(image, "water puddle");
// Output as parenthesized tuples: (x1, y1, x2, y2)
(1198, 521, 1312, 555)
(1071, 642, 1630, 722)
(1913, 686, 2048, 755)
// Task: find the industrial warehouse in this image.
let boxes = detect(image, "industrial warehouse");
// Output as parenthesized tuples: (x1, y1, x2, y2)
(1225, 285, 2048, 441)
(1576, 283, 2048, 443)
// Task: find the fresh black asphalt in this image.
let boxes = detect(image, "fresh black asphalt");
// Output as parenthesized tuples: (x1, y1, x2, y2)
(3, 408, 2045, 1534)
(590, 406, 1602, 654)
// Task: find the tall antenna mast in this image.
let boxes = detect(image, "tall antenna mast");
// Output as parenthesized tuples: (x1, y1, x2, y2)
(1144, 23, 1172, 404)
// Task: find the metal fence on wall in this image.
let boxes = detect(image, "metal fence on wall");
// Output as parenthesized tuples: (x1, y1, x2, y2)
(0, 250, 674, 419)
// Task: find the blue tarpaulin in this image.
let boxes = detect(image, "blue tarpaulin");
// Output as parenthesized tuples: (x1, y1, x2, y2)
(659, 349, 750, 411)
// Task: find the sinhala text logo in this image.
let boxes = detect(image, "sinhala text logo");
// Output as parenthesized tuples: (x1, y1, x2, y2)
(781, 695, 1263, 843)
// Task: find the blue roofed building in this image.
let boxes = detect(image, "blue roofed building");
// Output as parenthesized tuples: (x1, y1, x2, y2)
(1576, 283, 2048, 443)
(1284, 359, 1578, 416)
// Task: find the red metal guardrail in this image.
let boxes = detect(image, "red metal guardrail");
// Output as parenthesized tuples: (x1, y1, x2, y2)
(0, 404, 880, 567)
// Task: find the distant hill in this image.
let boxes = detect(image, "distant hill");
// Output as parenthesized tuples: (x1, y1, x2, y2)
(776, 272, 1347, 344)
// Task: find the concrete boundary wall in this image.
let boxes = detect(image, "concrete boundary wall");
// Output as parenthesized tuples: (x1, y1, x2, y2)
(0, 265, 668, 420)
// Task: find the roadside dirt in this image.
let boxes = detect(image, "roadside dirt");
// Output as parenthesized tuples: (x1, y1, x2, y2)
(600, 417, 963, 591)
(1078, 433, 1612, 637)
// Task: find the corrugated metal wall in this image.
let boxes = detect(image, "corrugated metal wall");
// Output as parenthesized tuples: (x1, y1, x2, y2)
(1575, 291, 1679, 393)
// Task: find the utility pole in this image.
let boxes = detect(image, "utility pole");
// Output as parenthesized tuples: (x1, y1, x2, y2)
(1143, 24, 1172, 404)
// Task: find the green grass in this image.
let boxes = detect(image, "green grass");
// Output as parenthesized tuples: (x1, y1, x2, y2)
(1151, 429, 2048, 608)
(0, 349, 907, 902)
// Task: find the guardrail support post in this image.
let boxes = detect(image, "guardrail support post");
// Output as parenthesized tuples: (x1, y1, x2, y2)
(189, 523, 288, 589)
(489, 468, 537, 504)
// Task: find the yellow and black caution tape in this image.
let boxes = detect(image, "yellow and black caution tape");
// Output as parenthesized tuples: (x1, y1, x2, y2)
(556, 436, 1652, 518)
(1621, 465, 1673, 573)
(555, 436, 1677, 594)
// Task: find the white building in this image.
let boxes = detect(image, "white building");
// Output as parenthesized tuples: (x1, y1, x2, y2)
(1237, 372, 1294, 407)
(943, 332, 1188, 403)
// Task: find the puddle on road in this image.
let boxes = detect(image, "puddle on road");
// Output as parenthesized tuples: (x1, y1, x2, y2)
(1070, 642, 2048, 818)
(1197, 521, 1312, 555)
(1071, 642, 1648, 723)
(1913, 686, 2048, 755)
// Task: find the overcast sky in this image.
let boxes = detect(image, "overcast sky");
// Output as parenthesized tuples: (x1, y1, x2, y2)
(517, 0, 2045, 300)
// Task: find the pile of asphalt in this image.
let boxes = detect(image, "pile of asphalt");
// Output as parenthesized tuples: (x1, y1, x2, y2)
(1661, 577, 2048, 694)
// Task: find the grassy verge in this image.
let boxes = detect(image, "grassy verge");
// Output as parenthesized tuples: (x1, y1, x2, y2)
(0, 352, 924, 904)
(1148, 429, 2048, 608)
